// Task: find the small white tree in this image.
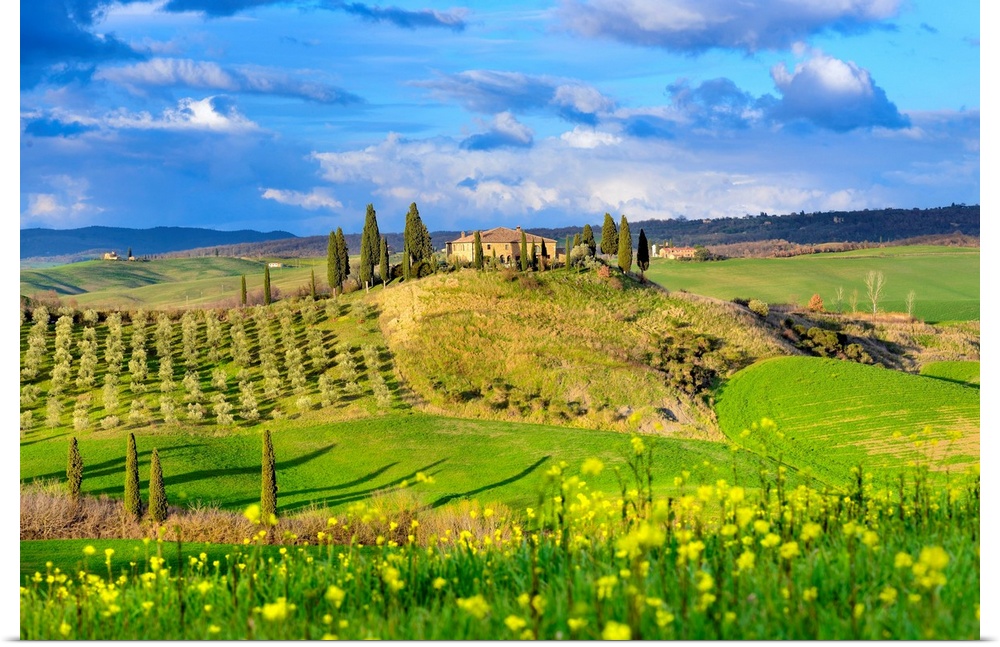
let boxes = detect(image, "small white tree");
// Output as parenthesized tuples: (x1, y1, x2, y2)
(905, 290, 916, 319)
(864, 271, 885, 323)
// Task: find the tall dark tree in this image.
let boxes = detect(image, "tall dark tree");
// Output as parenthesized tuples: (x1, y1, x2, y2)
(336, 228, 349, 290)
(402, 202, 433, 278)
(473, 231, 484, 270)
(148, 447, 168, 523)
(240, 275, 247, 306)
(582, 224, 597, 255)
(573, 233, 581, 249)
(637, 228, 650, 281)
(530, 241, 537, 270)
(617, 215, 633, 275)
(379, 236, 389, 287)
(327, 231, 341, 295)
(127, 246, 132, 259)
(124, 433, 141, 520)
(565, 236, 572, 270)
(519, 229, 529, 271)
(402, 241, 411, 280)
(263, 265, 272, 305)
(261, 429, 277, 523)
(600, 213, 618, 256)
(540, 240, 548, 271)
(310, 269, 317, 299)
(359, 204, 380, 292)
(67, 437, 83, 499)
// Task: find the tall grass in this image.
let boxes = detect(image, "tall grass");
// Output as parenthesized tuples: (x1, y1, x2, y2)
(20, 451, 979, 640)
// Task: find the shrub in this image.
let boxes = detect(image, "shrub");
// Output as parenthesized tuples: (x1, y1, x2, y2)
(807, 293, 824, 312)
(748, 299, 769, 318)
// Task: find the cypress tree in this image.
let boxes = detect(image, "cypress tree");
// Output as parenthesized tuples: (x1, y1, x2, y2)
(67, 437, 83, 499)
(240, 275, 247, 306)
(336, 228, 349, 290)
(565, 236, 571, 270)
(519, 229, 529, 271)
(618, 214, 633, 274)
(637, 228, 650, 281)
(327, 231, 341, 295)
(573, 233, 581, 249)
(540, 240, 548, 271)
(359, 204, 380, 292)
(124, 432, 141, 520)
(263, 265, 272, 305)
(530, 241, 537, 270)
(402, 241, 411, 280)
(148, 447, 168, 523)
(379, 236, 389, 287)
(473, 231, 484, 270)
(582, 224, 596, 255)
(403, 203, 433, 266)
(310, 269, 317, 299)
(600, 212, 618, 256)
(261, 429, 278, 523)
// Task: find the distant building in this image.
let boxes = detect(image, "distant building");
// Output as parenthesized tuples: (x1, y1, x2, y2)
(102, 251, 119, 261)
(446, 226, 560, 266)
(657, 246, 697, 260)
(267, 262, 283, 268)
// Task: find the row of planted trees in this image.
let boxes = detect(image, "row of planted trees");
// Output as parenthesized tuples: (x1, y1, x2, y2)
(20, 299, 390, 433)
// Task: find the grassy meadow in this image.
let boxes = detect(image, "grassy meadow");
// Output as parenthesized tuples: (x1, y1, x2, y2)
(645, 245, 979, 323)
(714, 356, 979, 486)
(18, 250, 979, 639)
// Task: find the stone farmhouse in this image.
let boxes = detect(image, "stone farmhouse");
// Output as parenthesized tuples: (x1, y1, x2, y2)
(446, 226, 560, 266)
(656, 246, 697, 260)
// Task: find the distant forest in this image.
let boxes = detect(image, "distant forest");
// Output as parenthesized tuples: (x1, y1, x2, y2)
(21, 204, 979, 261)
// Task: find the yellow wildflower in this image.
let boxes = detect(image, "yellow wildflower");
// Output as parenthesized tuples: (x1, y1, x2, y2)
(602, 621, 632, 640)
(894, 552, 913, 569)
(581, 458, 604, 476)
(325, 585, 345, 608)
(568, 618, 588, 632)
(760, 533, 781, 548)
(457, 595, 490, 620)
(735, 551, 755, 573)
(779, 542, 800, 559)
(261, 598, 292, 622)
(879, 587, 898, 605)
(800, 522, 822, 543)
(802, 587, 818, 602)
(504, 615, 527, 632)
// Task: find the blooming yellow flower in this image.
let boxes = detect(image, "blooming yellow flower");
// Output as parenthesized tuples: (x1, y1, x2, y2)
(753, 520, 770, 535)
(457, 595, 490, 620)
(760, 533, 781, 548)
(325, 585, 345, 608)
(602, 621, 632, 640)
(656, 610, 675, 627)
(735, 551, 755, 573)
(504, 615, 527, 632)
(432, 577, 447, 590)
(243, 504, 261, 524)
(568, 618, 588, 632)
(800, 522, 822, 542)
(581, 458, 604, 476)
(59, 622, 71, 637)
(879, 587, 898, 605)
(895, 552, 913, 569)
(83, 546, 96, 557)
(261, 598, 292, 622)
(779, 541, 800, 559)
(597, 575, 618, 600)
(802, 587, 818, 602)
(630, 436, 645, 456)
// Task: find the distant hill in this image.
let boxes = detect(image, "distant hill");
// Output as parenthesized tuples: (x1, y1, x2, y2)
(20, 226, 297, 261)
(21, 204, 979, 262)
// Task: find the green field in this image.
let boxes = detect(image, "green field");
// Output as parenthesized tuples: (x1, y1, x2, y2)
(920, 360, 980, 387)
(20, 257, 332, 309)
(20, 412, 783, 515)
(714, 356, 979, 485)
(645, 246, 979, 323)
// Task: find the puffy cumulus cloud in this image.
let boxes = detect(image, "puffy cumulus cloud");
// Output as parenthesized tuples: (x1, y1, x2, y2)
(557, 0, 901, 53)
(261, 187, 343, 210)
(413, 70, 616, 122)
(160, 0, 468, 29)
(21, 0, 143, 88)
(770, 52, 909, 131)
(307, 120, 969, 230)
(21, 176, 103, 227)
(95, 58, 364, 104)
(105, 96, 260, 132)
(461, 112, 534, 150)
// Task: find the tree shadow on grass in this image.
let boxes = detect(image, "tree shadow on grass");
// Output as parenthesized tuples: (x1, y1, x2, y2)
(83, 442, 338, 496)
(274, 457, 450, 514)
(21, 444, 210, 485)
(430, 455, 550, 508)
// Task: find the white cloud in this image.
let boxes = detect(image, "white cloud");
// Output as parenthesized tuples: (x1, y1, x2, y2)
(560, 126, 621, 148)
(21, 176, 102, 227)
(261, 187, 343, 211)
(105, 96, 259, 132)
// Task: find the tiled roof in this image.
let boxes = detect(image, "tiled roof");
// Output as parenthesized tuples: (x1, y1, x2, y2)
(450, 227, 556, 244)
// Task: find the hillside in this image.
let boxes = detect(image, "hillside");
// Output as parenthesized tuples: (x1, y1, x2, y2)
(376, 268, 795, 438)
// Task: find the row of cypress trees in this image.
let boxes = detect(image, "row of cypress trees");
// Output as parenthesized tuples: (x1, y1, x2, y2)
(66, 429, 278, 528)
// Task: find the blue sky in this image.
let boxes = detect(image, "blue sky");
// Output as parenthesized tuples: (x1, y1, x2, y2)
(18, 0, 982, 235)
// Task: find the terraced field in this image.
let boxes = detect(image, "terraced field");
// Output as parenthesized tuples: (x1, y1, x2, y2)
(714, 356, 979, 486)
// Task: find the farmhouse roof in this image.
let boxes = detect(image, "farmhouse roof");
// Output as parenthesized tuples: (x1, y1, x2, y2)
(449, 226, 556, 244)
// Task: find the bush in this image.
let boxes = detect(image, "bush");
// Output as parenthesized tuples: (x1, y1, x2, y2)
(748, 299, 769, 318)
(808, 293, 824, 312)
